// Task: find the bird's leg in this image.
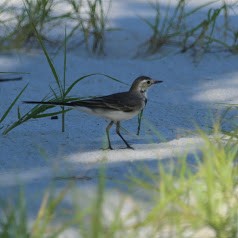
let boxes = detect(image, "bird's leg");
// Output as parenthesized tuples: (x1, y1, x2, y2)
(116, 122, 134, 150)
(104, 121, 114, 150)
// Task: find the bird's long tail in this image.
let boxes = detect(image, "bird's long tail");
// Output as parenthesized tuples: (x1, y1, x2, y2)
(23, 101, 73, 107)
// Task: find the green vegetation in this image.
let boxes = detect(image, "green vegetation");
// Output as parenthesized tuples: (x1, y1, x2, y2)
(1, 1, 238, 236)
(1, 0, 238, 57)
(134, 131, 238, 237)
(66, 0, 112, 54)
(0, 72, 29, 131)
(138, 0, 188, 55)
(139, 0, 238, 58)
(0, 0, 111, 54)
(1, 126, 237, 237)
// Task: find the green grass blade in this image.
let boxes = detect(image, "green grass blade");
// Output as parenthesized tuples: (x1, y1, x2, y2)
(0, 83, 28, 124)
(17, 106, 21, 120)
(139, 15, 157, 30)
(32, 109, 72, 119)
(63, 27, 67, 93)
(65, 73, 127, 96)
(185, 0, 218, 17)
(98, 73, 128, 85)
(23, 1, 62, 95)
(61, 27, 68, 132)
(137, 109, 144, 135)
(65, 74, 97, 96)
(0, 72, 30, 74)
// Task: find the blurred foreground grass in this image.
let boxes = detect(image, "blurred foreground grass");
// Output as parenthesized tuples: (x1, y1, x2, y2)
(1, 123, 238, 238)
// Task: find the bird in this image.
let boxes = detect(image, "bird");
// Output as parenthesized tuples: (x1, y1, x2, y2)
(24, 75, 163, 150)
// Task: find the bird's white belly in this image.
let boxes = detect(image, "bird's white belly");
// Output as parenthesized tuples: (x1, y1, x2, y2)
(97, 110, 139, 121)
(76, 107, 139, 122)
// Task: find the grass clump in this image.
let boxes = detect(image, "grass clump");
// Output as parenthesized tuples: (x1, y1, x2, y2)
(0, 187, 70, 238)
(14, 0, 55, 47)
(0, 175, 143, 238)
(66, 0, 112, 54)
(0, 0, 58, 50)
(0, 191, 29, 238)
(0, 0, 112, 53)
(130, 128, 238, 237)
(138, 0, 187, 56)
(139, 0, 238, 58)
(181, 1, 238, 58)
(0, 0, 237, 56)
(181, 5, 225, 54)
(0, 1, 16, 50)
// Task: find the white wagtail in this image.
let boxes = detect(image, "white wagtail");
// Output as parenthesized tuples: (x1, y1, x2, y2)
(24, 76, 163, 150)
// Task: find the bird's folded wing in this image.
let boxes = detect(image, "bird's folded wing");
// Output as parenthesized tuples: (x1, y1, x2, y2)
(70, 93, 140, 112)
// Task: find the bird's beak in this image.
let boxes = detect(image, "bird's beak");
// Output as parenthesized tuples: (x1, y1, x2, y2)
(152, 80, 163, 84)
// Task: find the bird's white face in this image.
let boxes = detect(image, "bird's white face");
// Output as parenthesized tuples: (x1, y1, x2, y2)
(129, 76, 163, 94)
(138, 78, 155, 93)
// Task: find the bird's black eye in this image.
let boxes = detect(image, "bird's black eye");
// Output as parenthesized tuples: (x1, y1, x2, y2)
(147, 80, 151, 85)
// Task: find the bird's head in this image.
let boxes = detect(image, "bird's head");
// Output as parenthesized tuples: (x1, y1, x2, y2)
(129, 76, 163, 93)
